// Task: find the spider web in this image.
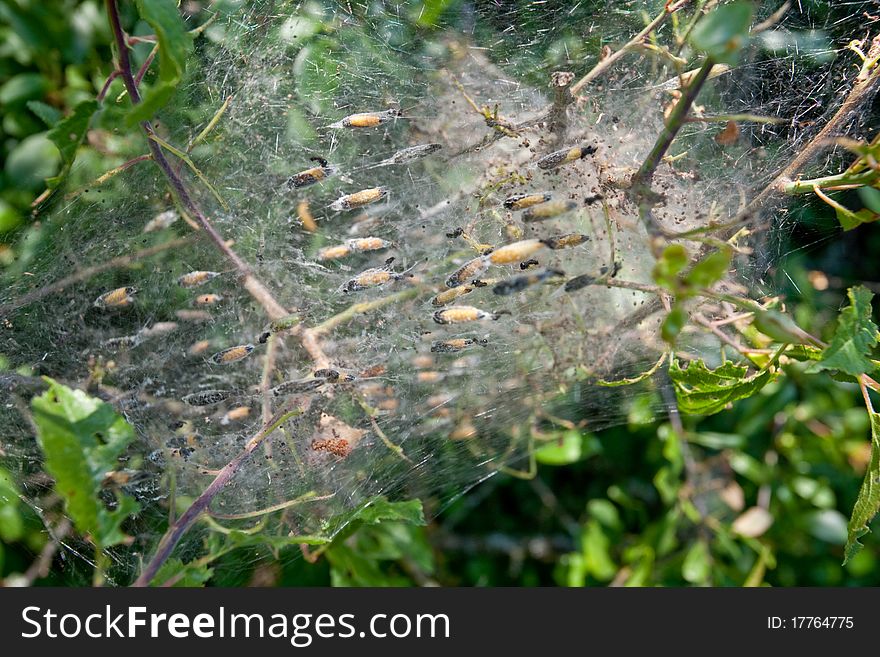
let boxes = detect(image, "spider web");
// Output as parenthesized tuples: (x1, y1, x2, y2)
(0, 0, 875, 584)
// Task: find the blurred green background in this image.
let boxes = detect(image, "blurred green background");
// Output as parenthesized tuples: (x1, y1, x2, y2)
(1, 0, 879, 586)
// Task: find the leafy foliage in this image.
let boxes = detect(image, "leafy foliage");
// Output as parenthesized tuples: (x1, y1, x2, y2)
(31, 378, 139, 549)
(844, 409, 880, 563)
(669, 359, 778, 416)
(807, 286, 879, 378)
(128, 0, 193, 124)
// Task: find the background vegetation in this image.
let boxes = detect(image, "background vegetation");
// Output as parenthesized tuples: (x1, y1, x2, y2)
(1, 0, 879, 586)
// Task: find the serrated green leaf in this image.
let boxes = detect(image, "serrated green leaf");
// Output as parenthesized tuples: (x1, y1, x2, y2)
(669, 358, 778, 416)
(152, 558, 214, 587)
(26, 100, 61, 126)
(31, 378, 139, 548)
(844, 410, 880, 564)
(685, 249, 731, 289)
(324, 497, 425, 544)
(835, 205, 880, 231)
(807, 286, 878, 377)
(45, 99, 99, 189)
(128, 0, 193, 125)
(653, 244, 688, 290)
(690, 1, 754, 64)
(661, 305, 688, 343)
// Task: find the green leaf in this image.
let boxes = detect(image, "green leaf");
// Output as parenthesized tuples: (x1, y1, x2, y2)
(752, 309, 812, 345)
(152, 558, 214, 587)
(412, 0, 456, 28)
(26, 100, 62, 126)
(5, 133, 61, 190)
(0, 72, 50, 107)
(652, 244, 688, 290)
(324, 497, 425, 544)
(835, 205, 880, 231)
(535, 430, 599, 465)
(806, 286, 878, 377)
(661, 305, 688, 344)
(685, 249, 731, 289)
(45, 99, 99, 189)
(128, 0, 193, 125)
(31, 378, 139, 548)
(858, 186, 880, 214)
(682, 541, 711, 584)
(690, 1, 754, 64)
(0, 468, 24, 543)
(844, 409, 880, 563)
(669, 358, 778, 416)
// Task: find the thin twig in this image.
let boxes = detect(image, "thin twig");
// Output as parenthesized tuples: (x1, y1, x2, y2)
(570, 3, 679, 96)
(133, 404, 302, 586)
(105, 0, 288, 322)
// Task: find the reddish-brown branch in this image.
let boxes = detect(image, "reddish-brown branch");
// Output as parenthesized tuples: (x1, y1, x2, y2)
(105, 0, 288, 321)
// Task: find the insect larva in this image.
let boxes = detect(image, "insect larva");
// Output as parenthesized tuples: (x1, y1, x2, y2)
(503, 192, 551, 210)
(286, 157, 337, 189)
(270, 379, 324, 397)
(536, 143, 597, 170)
(432, 306, 507, 324)
(375, 143, 442, 166)
(176, 309, 212, 322)
(210, 344, 255, 365)
(329, 108, 401, 129)
(318, 237, 392, 261)
(339, 258, 415, 294)
(193, 293, 223, 306)
(430, 337, 489, 353)
(314, 369, 357, 383)
(330, 187, 388, 212)
(178, 271, 221, 288)
(94, 286, 137, 309)
(521, 200, 578, 222)
(446, 256, 490, 288)
(181, 389, 235, 406)
(542, 233, 591, 250)
(220, 406, 251, 425)
(143, 210, 179, 233)
(492, 269, 565, 296)
(432, 284, 476, 306)
(486, 239, 545, 266)
(297, 199, 318, 232)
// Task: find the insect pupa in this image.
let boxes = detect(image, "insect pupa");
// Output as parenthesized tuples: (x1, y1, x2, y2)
(210, 344, 255, 365)
(432, 306, 507, 324)
(521, 200, 578, 222)
(330, 187, 388, 212)
(492, 269, 565, 296)
(94, 286, 137, 309)
(329, 108, 401, 129)
(536, 143, 597, 170)
(486, 239, 546, 266)
(503, 192, 552, 210)
(177, 270, 221, 288)
(286, 157, 337, 189)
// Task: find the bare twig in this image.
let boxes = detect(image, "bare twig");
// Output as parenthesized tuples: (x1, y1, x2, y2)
(133, 404, 302, 586)
(570, 3, 680, 96)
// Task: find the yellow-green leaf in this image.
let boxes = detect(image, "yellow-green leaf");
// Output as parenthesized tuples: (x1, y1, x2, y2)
(669, 358, 778, 416)
(31, 378, 139, 548)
